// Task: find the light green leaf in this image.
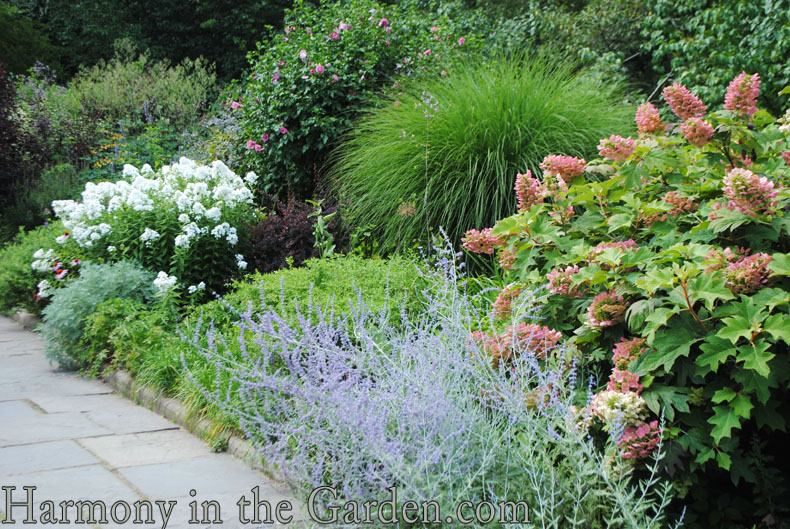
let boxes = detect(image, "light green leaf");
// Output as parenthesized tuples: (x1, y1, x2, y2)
(737, 340, 774, 378)
(768, 253, 790, 275)
(641, 384, 689, 421)
(687, 274, 735, 312)
(696, 335, 736, 373)
(636, 327, 701, 374)
(716, 452, 732, 471)
(730, 394, 752, 419)
(711, 387, 737, 404)
(709, 404, 742, 443)
(607, 213, 633, 233)
(718, 315, 756, 345)
(764, 314, 790, 344)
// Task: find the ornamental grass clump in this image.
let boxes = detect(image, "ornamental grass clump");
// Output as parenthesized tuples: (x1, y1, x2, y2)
(185, 244, 678, 528)
(331, 54, 635, 250)
(46, 157, 257, 297)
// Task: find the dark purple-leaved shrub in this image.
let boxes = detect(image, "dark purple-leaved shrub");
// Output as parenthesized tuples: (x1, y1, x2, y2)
(247, 196, 345, 273)
(183, 243, 680, 528)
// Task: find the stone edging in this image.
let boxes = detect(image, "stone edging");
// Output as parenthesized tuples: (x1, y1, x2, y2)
(102, 369, 292, 487)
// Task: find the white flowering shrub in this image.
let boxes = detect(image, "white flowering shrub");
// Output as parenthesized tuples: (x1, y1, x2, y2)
(50, 158, 258, 294)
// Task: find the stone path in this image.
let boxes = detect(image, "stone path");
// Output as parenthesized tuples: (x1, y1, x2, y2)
(0, 316, 305, 528)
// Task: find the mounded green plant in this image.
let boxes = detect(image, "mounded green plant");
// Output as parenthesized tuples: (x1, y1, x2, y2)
(41, 260, 155, 370)
(331, 53, 635, 251)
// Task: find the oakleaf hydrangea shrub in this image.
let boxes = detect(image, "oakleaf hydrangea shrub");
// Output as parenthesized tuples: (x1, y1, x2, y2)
(465, 74, 790, 527)
(41, 261, 154, 370)
(47, 157, 257, 297)
(185, 246, 679, 528)
(236, 0, 478, 198)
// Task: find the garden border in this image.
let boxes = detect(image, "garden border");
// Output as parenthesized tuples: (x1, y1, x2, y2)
(101, 368, 292, 486)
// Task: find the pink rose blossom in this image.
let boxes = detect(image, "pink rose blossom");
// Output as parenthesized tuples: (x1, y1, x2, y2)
(458, 37, 465, 45)
(430, 25, 438, 32)
(254, 144, 263, 152)
(338, 21, 349, 31)
(280, 127, 288, 134)
(261, 133, 269, 143)
(246, 140, 256, 149)
(230, 100, 243, 110)
(724, 72, 760, 116)
(330, 32, 339, 40)
(378, 18, 388, 27)
(332, 74, 339, 83)
(423, 49, 431, 56)
(662, 82, 707, 120)
(315, 64, 324, 74)
(299, 49, 307, 61)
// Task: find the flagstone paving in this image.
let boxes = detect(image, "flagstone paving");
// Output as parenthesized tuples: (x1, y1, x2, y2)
(0, 316, 305, 528)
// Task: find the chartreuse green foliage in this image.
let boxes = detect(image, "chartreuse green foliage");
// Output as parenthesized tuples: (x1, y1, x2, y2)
(238, 0, 479, 198)
(332, 54, 635, 251)
(79, 254, 423, 422)
(482, 87, 790, 526)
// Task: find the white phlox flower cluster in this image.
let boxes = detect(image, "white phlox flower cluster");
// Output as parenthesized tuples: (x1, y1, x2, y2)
(51, 158, 257, 252)
(32, 249, 56, 272)
(153, 271, 178, 293)
(235, 254, 248, 270)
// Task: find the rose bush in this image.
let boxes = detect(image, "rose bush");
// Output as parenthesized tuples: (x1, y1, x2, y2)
(464, 74, 790, 527)
(235, 0, 478, 198)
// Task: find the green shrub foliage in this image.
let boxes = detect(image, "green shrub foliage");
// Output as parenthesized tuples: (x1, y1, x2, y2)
(467, 77, 790, 527)
(641, 0, 790, 117)
(332, 54, 635, 251)
(41, 260, 154, 369)
(237, 0, 478, 198)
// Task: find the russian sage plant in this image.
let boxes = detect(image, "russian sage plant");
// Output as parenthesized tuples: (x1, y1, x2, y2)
(184, 244, 680, 528)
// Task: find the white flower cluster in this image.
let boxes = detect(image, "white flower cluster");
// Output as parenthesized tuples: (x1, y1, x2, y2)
(32, 249, 56, 272)
(779, 109, 790, 135)
(51, 158, 256, 252)
(187, 282, 206, 294)
(153, 271, 178, 293)
(590, 390, 648, 431)
(235, 254, 248, 270)
(36, 279, 53, 298)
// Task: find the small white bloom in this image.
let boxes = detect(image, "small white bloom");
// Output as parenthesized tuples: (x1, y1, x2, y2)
(178, 214, 190, 224)
(237, 260, 248, 270)
(174, 234, 190, 248)
(55, 235, 69, 245)
(107, 245, 116, 252)
(205, 207, 222, 222)
(140, 228, 161, 246)
(244, 172, 259, 186)
(153, 271, 178, 293)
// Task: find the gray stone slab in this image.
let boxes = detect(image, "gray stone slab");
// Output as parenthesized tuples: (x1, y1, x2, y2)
(83, 406, 179, 435)
(0, 440, 100, 476)
(117, 456, 276, 499)
(0, 400, 40, 419)
(31, 393, 142, 414)
(0, 372, 112, 401)
(79, 430, 211, 469)
(0, 411, 113, 447)
(0, 465, 140, 515)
